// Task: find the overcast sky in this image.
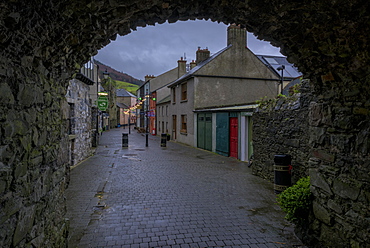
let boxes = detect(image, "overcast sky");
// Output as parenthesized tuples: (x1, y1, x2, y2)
(95, 20, 282, 80)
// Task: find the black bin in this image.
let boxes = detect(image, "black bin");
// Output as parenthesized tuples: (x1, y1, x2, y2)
(122, 133, 128, 147)
(160, 133, 167, 147)
(274, 154, 292, 194)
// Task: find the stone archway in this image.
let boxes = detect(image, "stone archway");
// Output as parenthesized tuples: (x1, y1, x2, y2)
(0, 1, 369, 247)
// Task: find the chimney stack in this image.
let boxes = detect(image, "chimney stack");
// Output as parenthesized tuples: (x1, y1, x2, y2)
(190, 60, 196, 70)
(196, 47, 210, 65)
(227, 24, 247, 48)
(177, 57, 187, 78)
(144, 75, 155, 82)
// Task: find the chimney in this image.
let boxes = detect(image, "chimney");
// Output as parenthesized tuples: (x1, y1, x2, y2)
(177, 57, 187, 78)
(144, 75, 155, 82)
(227, 24, 247, 48)
(196, 47, 210, 65)
(190, 60, 196, 70)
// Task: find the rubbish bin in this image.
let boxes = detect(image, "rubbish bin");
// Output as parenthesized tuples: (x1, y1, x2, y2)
(122, 133, 128, 147)
(160, 133, 167, 147)
(274, 154, 292, 194)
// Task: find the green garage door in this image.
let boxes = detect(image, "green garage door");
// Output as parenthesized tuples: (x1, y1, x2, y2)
(216, 112, 229, 156)
(197, 113, 212, 151)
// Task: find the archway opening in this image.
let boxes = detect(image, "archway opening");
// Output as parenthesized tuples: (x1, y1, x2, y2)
(1, 1, 369, 247)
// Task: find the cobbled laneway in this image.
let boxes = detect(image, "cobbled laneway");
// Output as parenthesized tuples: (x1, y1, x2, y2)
(65, 128, 306, 248)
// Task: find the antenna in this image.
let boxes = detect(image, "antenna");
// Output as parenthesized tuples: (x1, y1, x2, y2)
(184, 53, 186, 60)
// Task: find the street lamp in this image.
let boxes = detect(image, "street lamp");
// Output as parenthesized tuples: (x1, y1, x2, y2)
(277, 65, 285, 95)
(145, 89, 149, 147)
(103, 69, 109, 80)
(102, 69, 111, 130)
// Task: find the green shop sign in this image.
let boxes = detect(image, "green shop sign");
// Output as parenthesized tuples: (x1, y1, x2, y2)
(97, 96, 108, 111)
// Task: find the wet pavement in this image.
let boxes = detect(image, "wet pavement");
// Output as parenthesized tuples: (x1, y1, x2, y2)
(65, 127, 306, 248)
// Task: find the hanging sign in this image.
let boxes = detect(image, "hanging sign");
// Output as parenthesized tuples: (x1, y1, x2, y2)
(97, 96, 108, 111)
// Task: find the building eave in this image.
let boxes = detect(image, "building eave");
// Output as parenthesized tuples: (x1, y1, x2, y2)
(193, 104, 258, 112)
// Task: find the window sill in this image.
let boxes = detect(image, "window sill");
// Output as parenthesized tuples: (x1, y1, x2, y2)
(180, 100, 188, 103)
(180, 132, 188, 135)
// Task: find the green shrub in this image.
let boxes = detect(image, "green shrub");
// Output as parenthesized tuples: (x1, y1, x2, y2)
(276, 176, 312, 225)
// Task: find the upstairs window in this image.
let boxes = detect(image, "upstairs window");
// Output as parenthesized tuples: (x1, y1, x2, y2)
(172, 88, 176, 104)
(181, 82, 187, 101)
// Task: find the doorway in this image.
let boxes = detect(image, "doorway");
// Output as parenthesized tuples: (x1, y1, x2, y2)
(229, 117, 238, 159)
(172, 115, 177, 140)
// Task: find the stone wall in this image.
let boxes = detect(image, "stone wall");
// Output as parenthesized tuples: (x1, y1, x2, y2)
(252, 79, 370, 247)
(252, 80, 315, 184)
(307, 80, 370, 248)
(0, 71, 70, 247)
(65, 79, 94, 167)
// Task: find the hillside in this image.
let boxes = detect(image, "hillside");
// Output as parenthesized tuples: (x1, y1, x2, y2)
(95, 60, 143, 87)
(115, 80, 139, 95)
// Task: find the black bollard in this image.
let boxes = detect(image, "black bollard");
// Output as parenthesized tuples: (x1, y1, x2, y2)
(122, 133, 128, 148)
(160, 133, 167, 147)
(274, 154, 292, 194)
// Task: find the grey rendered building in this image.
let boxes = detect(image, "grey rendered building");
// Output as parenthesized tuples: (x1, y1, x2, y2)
(167, 24, 299, 162)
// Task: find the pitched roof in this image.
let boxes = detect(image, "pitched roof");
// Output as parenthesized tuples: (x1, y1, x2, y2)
(116, 102, 129, 109)
(157, 95, 171, 105)
(256, 55, 302, 79)
(116, 88, 136, 97)
(167, 45, 232, 87)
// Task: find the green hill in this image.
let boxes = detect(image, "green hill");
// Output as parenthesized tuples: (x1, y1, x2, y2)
(95, 60, 143, 87)
(115, 80, 138, 95)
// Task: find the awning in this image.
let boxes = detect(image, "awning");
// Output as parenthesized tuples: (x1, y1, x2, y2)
(194, 104, 258, 112)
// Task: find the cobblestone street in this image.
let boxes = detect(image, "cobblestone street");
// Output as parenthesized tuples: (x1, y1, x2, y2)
(65, 128, 305, 248)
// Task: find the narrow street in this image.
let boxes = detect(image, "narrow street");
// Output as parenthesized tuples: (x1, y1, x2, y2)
(65, 128, 305, 248)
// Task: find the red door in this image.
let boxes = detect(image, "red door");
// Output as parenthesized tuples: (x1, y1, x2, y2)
(229, 117, 238, 158)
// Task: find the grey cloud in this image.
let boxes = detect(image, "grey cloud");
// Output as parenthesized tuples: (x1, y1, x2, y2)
(95, 20, 282, 80)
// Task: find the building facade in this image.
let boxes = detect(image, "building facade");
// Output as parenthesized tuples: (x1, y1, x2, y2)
(167, 25, 300, 162)
(116, 88, 137, 127)
(64, 58, 100, 166)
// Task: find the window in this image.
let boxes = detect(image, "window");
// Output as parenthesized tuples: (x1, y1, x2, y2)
(181, 115, 187, 134)
(172, 88, 176, 103)
(166, 106, 168, 116)
(265, 57, 279, 65)
(181, 82, 187, 101)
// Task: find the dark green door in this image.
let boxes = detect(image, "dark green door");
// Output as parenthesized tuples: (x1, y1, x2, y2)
(197, 114, 205, 149)
(197, 113, 212, 151)
(216, 112, 229, 156)
(204, 113, 212, 151)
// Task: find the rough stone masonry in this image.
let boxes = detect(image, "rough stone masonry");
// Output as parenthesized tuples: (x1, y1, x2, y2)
(0, 1, 369, 247)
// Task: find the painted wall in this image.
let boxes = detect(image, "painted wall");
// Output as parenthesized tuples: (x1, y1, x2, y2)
(156, 102, 170, 134)
(194, 77, 277, 109)
(169, 78, 195, 146)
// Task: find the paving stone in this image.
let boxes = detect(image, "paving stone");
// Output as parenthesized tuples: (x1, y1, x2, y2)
(66, 128, 307, 248)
